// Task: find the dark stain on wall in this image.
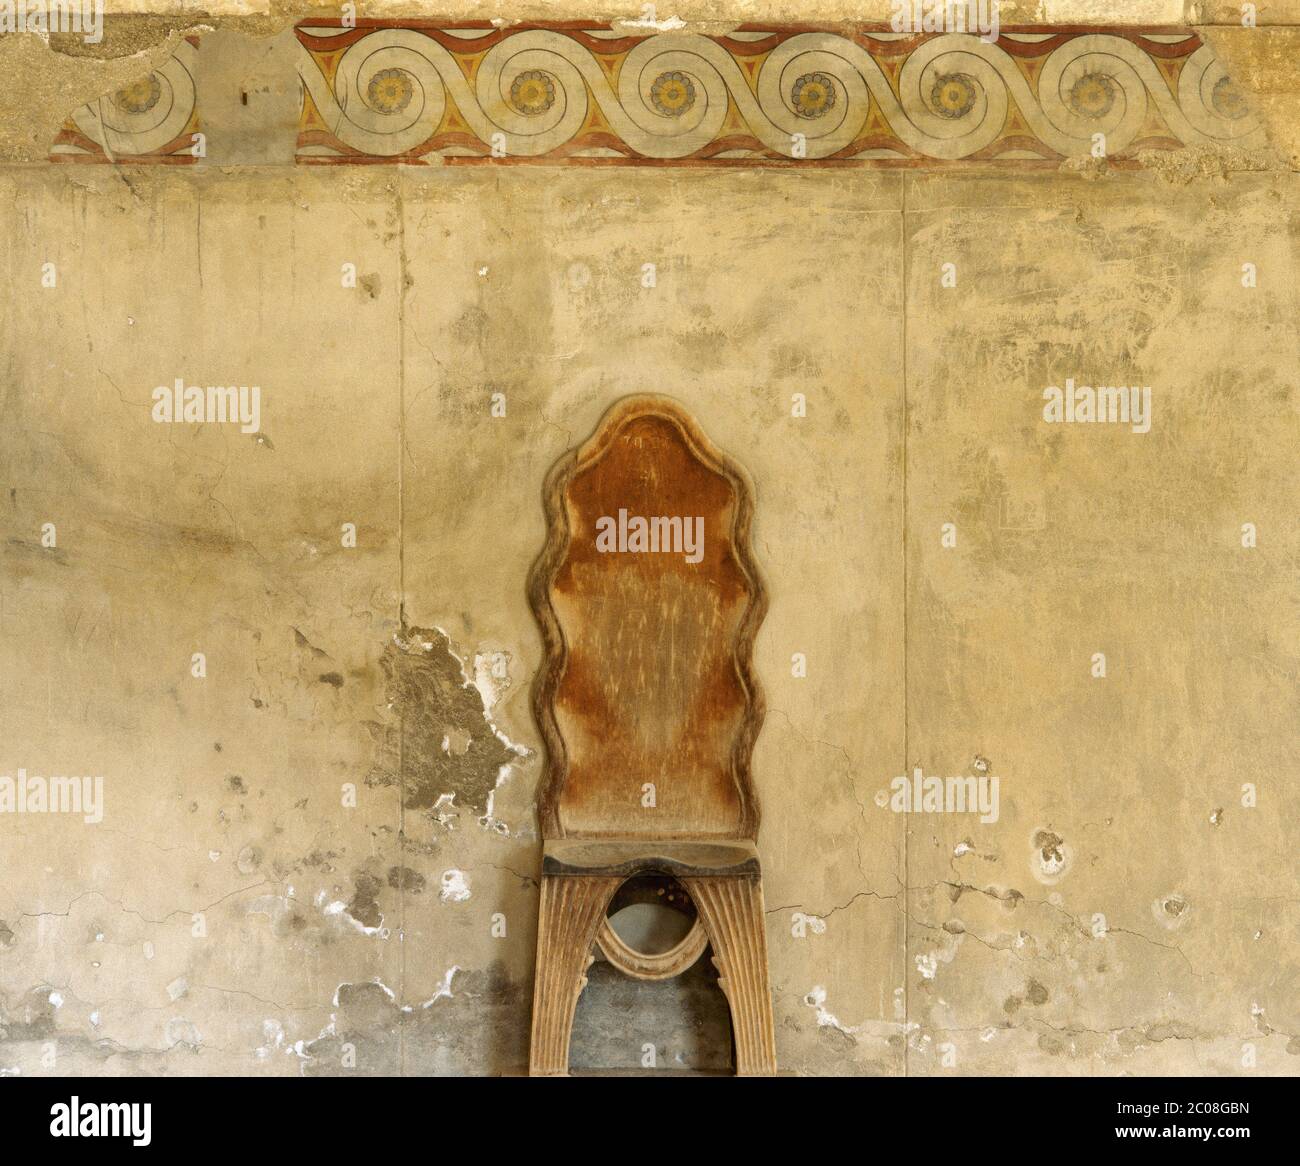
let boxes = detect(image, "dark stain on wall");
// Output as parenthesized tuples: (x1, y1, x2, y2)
(0, 987, 58, 1041)
(347, 871, 385, 930)
(387, 866, 426, 893)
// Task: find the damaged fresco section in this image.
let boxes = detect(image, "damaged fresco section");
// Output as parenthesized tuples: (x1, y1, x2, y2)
(368, 626, 531, 825)
(296, 962, 530, 1076)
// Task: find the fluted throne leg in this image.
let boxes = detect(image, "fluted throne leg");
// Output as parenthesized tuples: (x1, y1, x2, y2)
(528, 874, 621, 1076)
(683, 875, 777, 1076)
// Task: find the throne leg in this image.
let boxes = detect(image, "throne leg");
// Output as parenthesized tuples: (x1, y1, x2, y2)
(528, 874, 621, 1076)
(682, 874, 777, 1076)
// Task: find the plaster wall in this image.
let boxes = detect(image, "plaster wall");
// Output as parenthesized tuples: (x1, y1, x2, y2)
(0, 7, 1296, 1075)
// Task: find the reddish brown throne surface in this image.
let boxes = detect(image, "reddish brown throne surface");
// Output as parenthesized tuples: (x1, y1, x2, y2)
(529, 393, 768, 843)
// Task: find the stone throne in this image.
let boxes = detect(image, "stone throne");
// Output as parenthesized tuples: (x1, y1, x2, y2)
(527, 394, 776, 1076)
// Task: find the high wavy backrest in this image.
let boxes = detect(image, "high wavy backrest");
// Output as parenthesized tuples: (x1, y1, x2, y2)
(529, 396, 767, 840)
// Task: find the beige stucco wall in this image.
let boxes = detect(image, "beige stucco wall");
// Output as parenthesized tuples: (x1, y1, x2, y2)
(0, 7, 1297, 1075)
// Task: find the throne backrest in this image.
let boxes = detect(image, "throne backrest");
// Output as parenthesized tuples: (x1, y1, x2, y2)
(529, 395, 767, 840)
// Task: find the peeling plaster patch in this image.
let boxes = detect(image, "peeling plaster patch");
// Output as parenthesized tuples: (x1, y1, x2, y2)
(166, 978, 188, 1001)
(164, 1018, 201, 1048)
(374, 627, 528, 815)
(1252, 1005, 1300, 1054)
(320, 895, 385, 937)
(405, 966, 459, 1011)
(472, 650, 530, 763)
(387, 866, 425, 894)
(2, 988, 57, 1039)
(289, 1007, 341, 1064)
(256, 1019, 285, 1059)
(290, 981, 394, 1067)
(48, 991, 64, 1009)
(441, 728, 470, 755)
(1143, 1020, 1203, 1043)
(1152, 892, 1191, 930)
(430, 966, 458, 1002)
(346, 870, 384, 930)
(440, 869, 471, 903)
(473, 650, 512, 710)
(478, 769, 515, 835)
(298, 966, 531, 1075)
(1029, 828, 1073, 884)
(804, 985, 860, 1036)
(915, 934, 964, 984)
(293, 627, 329, 659)
(616, 13, 687, 31)
(431, 792, 459, 829)
(335, 979, 396, 1008)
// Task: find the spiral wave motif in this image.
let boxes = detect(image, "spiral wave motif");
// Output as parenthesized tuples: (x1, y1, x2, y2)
(72, 40, 197, 157)
(329, 34, 448, 155)
(297, 29, 1263, 161)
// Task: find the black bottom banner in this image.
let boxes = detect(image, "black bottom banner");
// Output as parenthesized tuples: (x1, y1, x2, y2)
(0, 1073, 1290, 1154)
